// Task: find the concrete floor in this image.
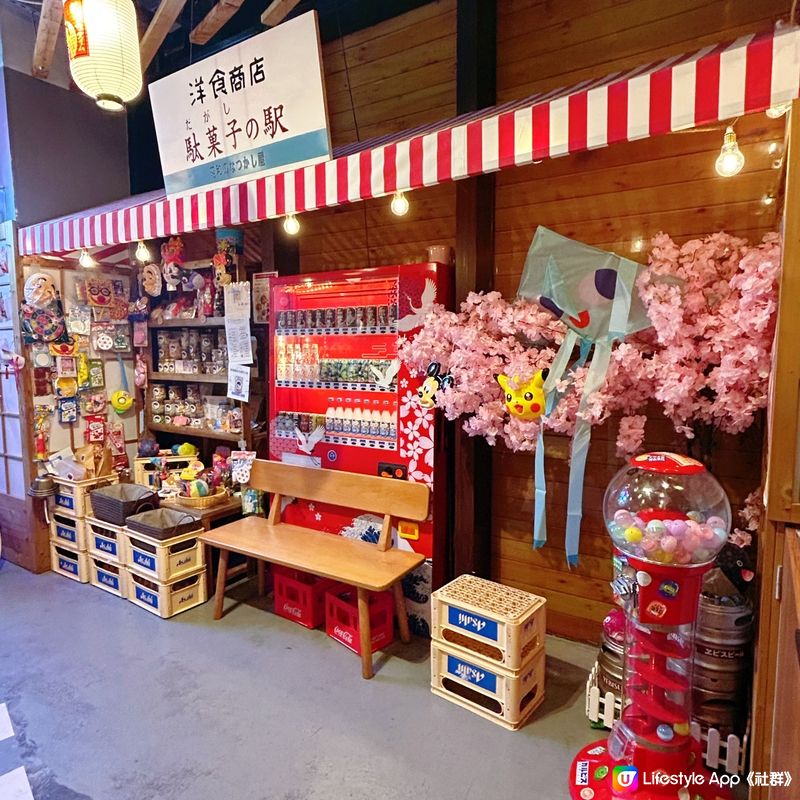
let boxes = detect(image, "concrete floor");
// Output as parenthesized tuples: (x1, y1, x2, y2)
(0, 560, 600, 800)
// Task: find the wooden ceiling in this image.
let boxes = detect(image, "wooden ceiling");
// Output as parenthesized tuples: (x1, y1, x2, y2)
(29, 0, 303, 79)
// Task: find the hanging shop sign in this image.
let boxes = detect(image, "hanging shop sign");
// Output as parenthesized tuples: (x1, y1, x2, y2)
(150, 11, 331, 197)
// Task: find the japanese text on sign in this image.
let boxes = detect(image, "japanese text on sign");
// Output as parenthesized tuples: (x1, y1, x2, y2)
(150, 11, 331, 196)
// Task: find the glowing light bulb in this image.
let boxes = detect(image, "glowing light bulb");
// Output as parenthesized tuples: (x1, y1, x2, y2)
(135, 241, 151, 263)
(766, 102, 790, 119)
(715, 126, 745, 177)
(631, 237, 644, 253)
(390, 191, 409, 216)
(761, 193, 776, 206)
(79, 249, 96, 268)
(283, 214, 300, 235)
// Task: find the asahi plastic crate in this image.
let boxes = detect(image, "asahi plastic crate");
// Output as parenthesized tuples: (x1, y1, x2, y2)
(325, 586, 395, 655)
(50, 512, 88, 550)
(126, 566, 207, 619)
(431, 574, 546, 670)
(50, 542, 90, 583)
(124, 528, 204, 582)
(272, 566, 340, 629)
(430, 640, 545, 731)
(53, 474, 119, 518)
(86, 517, 126, 564)
(89, 556, 126, 598)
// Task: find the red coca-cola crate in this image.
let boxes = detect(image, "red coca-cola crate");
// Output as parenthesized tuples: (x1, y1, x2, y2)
(325, 586, 395, 655)
(272, 565, 339, 629)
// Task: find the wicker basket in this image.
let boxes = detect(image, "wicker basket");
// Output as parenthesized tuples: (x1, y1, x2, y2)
(125, 508, 201, 541)
(90, 484, 159, 526)
(173, 490, 229, 509)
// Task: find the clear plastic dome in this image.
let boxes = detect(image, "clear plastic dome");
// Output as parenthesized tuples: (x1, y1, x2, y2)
(604, 452, 731, 566)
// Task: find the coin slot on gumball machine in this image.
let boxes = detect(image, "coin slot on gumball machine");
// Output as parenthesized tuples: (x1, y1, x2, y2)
(569, 452, 735, 800)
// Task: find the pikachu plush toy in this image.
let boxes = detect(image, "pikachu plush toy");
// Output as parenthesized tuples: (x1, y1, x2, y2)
(496, 369, 548, 421)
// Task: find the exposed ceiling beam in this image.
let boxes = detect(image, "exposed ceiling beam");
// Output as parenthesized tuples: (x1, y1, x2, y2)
(260, 0, 301, 27)
(190, 0, 246, 45)
(31, 0, 63, 80)
(140, 0, 191, 70)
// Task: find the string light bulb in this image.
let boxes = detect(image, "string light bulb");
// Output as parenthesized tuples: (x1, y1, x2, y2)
(390, 191, 409, 216)
(79, 249, 96, 268)
(135, 241, 150, 263)
(715, 126, 745, 177)
(283, 213, 300, 235)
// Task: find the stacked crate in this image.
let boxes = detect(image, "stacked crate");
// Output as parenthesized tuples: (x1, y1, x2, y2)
(430, 574, 547, 730)
(85, 517, 128, 598)
(49, 474, 120, 584)
(123, 524, 207, 619)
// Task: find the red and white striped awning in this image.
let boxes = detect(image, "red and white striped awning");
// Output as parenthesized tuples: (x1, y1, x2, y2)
(19, 24, 800, 256)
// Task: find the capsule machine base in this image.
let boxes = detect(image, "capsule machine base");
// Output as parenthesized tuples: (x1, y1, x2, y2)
(568, 739, 734, 800)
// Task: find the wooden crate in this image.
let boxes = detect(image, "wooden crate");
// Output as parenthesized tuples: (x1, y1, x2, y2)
(50, 542, 90, 583)
(89, 556, 126, 598)
(124, 528, 204, 582)
(431, 574, 546, 670)
(86, 517, 127, 564)
(50, 512, 88, 551)
(430, 640, 545, 731)
(133, 455, 194, 488)
(126, 567, 207, 619)
(53, 474, 119, 518)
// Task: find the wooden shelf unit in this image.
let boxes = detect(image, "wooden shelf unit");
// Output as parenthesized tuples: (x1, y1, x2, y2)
(142, 249, 267, 454)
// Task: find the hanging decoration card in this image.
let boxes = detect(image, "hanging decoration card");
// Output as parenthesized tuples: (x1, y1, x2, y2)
(227, 364, 251, 402)
(224, 281, 253, 365)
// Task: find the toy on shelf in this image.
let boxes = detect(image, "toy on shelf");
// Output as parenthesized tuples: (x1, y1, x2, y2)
(568, 452, 734, 800)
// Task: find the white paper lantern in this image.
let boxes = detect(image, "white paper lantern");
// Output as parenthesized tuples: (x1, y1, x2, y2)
(63, 0, 143, 112)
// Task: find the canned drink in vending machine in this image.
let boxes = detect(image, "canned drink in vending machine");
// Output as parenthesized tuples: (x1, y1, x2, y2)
(335, 307, 347, 328)
(354, 306, 366, 330)
(365, 306, 377, 328)
(313, 308, 325, 329)
(388, 303, 398, 325)
(376, 305, 388, 327)
(278, 311, 287, 329)
(285, 310, 296, 330)
(324, 308, 335, 329)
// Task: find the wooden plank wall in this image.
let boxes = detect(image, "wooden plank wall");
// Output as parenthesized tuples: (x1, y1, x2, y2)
(492, 0, 788, 641)
(298, 0, 457, 273)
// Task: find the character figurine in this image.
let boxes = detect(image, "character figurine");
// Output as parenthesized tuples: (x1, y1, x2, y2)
(496, 369, 548, 421)
(417, 362, 454, 408)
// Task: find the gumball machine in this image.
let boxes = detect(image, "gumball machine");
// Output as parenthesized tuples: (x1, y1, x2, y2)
(569, 452, 734, 800)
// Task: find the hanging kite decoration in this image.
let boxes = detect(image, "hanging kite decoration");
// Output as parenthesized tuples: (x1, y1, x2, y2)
(516, 227, 651, 564)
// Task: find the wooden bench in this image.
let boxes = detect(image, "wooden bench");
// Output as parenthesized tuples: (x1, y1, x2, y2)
(199, 459, 429, 679)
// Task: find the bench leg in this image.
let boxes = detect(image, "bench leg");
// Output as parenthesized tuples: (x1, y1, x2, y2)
(393, 581, 411, 644)
(357, 588, 374, 679)
(256, 560, 267, 597)
(213, 548, 230, 620)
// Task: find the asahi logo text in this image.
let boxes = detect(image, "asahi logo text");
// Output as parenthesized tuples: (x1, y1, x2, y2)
(334, 625, 354, 644)
(457, 612, 487, 632)
(454, 662, 485, 684)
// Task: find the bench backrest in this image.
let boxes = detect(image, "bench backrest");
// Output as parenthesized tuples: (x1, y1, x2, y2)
(248, 459, 430, 550)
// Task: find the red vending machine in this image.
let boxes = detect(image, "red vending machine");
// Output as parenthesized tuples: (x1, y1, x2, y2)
(268, 263, 451, 635)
